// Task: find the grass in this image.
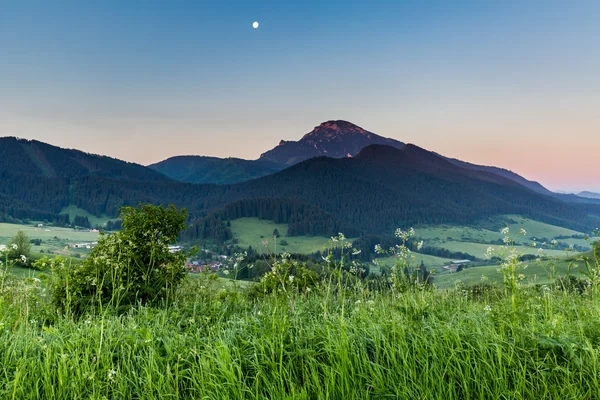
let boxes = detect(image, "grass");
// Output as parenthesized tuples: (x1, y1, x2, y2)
(59, 205, 116, 227)
(435, 250, 593, 289)
(2, 264, 600, 398)
(416, 215, 595, 248)
(229, 217, 348, 254)
(372, 253, 453, 275)
(428, 240, 568, 259)
(0, 222, 99, 257)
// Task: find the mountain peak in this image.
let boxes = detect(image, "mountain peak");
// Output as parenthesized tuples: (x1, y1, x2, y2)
(303, 120, 371, 139)
(259, 120, 405, 165)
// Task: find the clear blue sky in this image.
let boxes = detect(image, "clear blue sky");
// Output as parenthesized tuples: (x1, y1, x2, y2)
(1, 0, 599, 191)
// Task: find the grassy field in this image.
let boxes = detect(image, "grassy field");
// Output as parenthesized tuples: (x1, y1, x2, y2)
(434, 251, 592, 289)
(229, 217, 347, 254)
(0, 222, 99, 257)
(416, 215, 594, 247)
(2, 261, 600, 398)
(60, 205, 116, 227)
(372, 253, 453, 275)
(429, 240, 568, 259)
(413, 215, 596, 264)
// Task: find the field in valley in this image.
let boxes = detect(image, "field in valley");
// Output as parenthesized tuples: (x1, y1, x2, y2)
(229, 217, 343, 254)
(59, 205, 116, 227)
(0, 222, 99, 257)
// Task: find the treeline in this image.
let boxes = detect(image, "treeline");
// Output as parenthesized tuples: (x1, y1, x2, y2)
(2, 144, 600, 241)
(182, 198, 356, 242)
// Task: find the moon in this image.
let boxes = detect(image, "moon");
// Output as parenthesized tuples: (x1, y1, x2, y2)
(253, 21, 259, 29)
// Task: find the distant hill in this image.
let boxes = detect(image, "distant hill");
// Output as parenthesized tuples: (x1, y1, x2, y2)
(0, 137, 169, 182)
(148, 156, 282, 185)
(3, 136, 599, 239)
(151, 120, 567, 204)
(4, 141, 596, 239)
(258, 120, 405, 165)
(579, 191, 600, 200)
(442, 156, 552, 195)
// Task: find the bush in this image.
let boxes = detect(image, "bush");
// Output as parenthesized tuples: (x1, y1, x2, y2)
(249, 257, 319, 298)
(49, 204, 189, 315)
(9, 230, 31, 264)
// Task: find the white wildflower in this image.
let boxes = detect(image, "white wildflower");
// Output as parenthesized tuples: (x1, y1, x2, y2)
(352, 248, 361, 255)
(11, 244, 18, 250)
(519, 228, 527, 236)
(417, 241, 424, 251)
(20, 255, 27, 263)
(501, 227, 510, 235)
(484, 305, 492, 312)
(108, 369, 117, 380)
(288, 275, 295, 283)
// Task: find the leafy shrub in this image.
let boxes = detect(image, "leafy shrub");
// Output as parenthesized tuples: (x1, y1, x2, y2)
(249, 255, 319, 298)
(49, 204, 189, 314)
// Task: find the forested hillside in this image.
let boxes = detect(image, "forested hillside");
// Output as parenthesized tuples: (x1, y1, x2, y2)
(0, 137, 169, 182)
(2, 141, 599, 240)
(148, 156, 282, 184)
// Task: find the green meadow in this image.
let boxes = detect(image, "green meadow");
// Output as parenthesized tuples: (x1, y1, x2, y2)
(0, 222, 99, 257)
(2, 251, 600, 398)
(59, 205, 116, 227)
(229, 217, 342, 254)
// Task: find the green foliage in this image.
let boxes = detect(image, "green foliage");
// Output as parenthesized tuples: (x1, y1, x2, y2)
(249, 255, 319, 298)
(49, 204, 189, 314)
(9, 230, 31, 266)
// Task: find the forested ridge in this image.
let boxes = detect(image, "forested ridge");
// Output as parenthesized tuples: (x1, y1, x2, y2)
(1, 139, 599, 239)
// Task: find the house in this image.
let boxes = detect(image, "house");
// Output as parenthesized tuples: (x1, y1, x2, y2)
(168, 245, 183, 253)
(451, 260, 471, 265)
(70, 242, 98, 249)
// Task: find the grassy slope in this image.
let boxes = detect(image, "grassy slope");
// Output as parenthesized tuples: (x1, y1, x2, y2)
(435, 251, 592, 289)
(229, 218, 340, 254)
(2, 273, 600, 398)
(60, 205, 116, 227)
(0, 222, 99, 257)
(417, 215, 596, 258)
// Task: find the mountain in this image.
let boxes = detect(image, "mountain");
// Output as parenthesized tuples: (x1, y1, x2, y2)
(148, 156, 282, 185)
(258, 120, 405, 165)
(151, 120, 560, 200)
(4, 140, 598, 239)
(149, 120, 406, 184)
(0, 137, 169, 182)
(442, 156, 552, 195)
(579, 191, 600, 200)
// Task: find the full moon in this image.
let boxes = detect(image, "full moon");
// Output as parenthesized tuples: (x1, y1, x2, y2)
(253, 21, 259, 29)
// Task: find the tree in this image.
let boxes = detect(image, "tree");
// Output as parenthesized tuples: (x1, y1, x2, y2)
(273, 228, 280, 238)
(50, 204, 189, 314)
(10, 230, 31, 264)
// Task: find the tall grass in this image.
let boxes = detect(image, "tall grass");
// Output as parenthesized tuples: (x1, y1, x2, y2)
(2, 270, 600, 399)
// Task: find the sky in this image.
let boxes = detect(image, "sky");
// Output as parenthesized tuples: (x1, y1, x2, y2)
(1, 0, 599, 192)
